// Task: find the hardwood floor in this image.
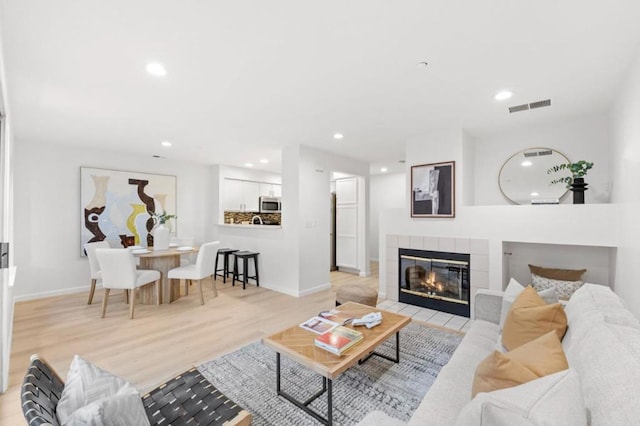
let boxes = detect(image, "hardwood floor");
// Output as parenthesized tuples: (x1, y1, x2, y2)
(0, 264, 380, 425)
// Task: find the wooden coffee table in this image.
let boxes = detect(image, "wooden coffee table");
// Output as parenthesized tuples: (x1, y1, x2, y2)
(262, 302, 411, 425)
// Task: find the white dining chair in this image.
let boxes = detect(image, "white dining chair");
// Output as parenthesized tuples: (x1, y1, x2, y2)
(171, 236, 196, 266)
(95, 248, 161, 319)
(83, 241, 110, 305)
(167, 241, 220, 305)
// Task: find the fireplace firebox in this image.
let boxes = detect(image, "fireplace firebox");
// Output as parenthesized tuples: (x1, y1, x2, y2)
(399, 248, 470, 317)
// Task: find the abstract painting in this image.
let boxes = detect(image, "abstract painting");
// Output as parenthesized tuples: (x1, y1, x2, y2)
(411, 161, 455, 218)
(80, 167, 177, 254)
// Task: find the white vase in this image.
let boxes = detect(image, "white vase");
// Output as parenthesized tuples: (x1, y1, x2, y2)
(153, 223, 170, 250)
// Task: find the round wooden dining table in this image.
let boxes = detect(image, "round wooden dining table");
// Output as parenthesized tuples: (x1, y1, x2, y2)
(133, 246, 199, 304)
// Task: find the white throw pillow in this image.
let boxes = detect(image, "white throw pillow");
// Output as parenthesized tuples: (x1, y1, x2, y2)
(57, 355, 150, 426)
(63, 393, 150, 426)
(455, 369, 587, 426)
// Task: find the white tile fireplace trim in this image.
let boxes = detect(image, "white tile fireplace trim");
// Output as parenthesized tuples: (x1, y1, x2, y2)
(384, 234, 490, 317)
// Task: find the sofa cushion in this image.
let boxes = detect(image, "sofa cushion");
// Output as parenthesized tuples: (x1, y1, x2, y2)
(502, 286, 567, 351)
(472, 331, 568, 397)
(57, 355, 149, 426)
(561, 285, 640, 425)
(407, 320, 499, 426)
(457, 369, 586, 426)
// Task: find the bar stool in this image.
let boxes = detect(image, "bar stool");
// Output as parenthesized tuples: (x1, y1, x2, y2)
(232, 251, 260, 290)
(214, 248, 238, 283)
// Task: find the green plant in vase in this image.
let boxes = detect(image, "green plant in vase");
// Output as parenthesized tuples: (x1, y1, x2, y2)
(547, 160, 594, 204)
(151, 210, 177, 225)
(151, 210, 177, 250)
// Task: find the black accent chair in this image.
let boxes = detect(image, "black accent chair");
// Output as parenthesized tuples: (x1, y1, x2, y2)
(21, 354, 252, 426)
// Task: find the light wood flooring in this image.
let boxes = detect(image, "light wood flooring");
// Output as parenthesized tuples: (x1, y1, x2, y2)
(1, 264, 383, 425)
(0, 262, 471, 425)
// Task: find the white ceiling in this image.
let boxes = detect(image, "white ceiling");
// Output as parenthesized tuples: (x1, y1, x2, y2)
(1, 1, 639, 175)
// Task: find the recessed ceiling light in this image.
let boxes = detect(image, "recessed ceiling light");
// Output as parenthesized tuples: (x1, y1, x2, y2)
(259, 159, 269, 164)
(161, 141, 172, 147)
(521, 160, 533, 167)
(495, 90, 513, 101)
(146, 63, 167, 76)
(333, 133, 344, 140)
(244, 163, 254, 168)
(530, 192, 540, 197)
(380, 167, 388, 172)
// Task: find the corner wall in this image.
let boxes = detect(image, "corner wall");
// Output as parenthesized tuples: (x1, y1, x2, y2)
(610, 45, 640, 318)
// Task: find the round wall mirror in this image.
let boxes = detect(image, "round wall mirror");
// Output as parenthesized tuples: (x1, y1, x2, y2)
(499, 148, 571, 204)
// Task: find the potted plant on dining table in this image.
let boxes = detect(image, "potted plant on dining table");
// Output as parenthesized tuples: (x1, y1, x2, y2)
(151, 210, 177, 250)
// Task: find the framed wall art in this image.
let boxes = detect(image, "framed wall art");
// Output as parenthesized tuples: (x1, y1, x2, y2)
(411, 161, 455, 218)
(80, 167, 177, 254)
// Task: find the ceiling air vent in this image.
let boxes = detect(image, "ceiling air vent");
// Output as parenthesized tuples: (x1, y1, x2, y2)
(523, 151, 538, 157)
(509, 104, 529, 113)
(538, 149, 552, 156)
(508, 99, 552, 113)
(529, 99, 551, 109)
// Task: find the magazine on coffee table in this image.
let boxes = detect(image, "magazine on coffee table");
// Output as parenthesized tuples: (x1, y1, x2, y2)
(318, 309, 355, 325)
(299, 316, 339, 334)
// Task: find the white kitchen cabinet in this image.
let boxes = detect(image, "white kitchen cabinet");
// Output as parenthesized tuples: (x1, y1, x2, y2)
(259, 183, 282, 198)
(224, 179, 244, 211)
(243, 181, 260, 211)
(223, 179, 260, 212)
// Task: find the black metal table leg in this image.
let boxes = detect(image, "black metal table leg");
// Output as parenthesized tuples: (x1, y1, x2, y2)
(275, 352, 332, 425)
(359, 331, 401, 365)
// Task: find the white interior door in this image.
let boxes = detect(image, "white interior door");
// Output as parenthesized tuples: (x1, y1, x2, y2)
(0, 108, 15, 393)
(336, 178, 358, 269)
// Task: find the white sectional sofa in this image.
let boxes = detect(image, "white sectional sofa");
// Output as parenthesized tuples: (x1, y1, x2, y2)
(358, 284, 640, 425)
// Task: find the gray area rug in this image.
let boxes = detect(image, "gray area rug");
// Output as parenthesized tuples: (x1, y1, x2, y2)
(198, 322, 463, 425)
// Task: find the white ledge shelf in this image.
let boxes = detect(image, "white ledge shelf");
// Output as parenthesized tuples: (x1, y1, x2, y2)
(217, 223, 282, 229)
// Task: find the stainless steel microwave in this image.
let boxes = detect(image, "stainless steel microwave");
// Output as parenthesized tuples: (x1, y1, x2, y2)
(259, 196, 281, 213)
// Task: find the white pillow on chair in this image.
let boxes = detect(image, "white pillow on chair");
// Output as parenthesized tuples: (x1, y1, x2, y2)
(57, 355, 149, 426)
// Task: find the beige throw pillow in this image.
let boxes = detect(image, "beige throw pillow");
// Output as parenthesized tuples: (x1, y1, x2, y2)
(473, 330, 568, 397)
(502, 286, 567, 351)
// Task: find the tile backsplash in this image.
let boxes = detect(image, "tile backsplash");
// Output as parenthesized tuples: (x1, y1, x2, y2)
(223, 212, 281, 225)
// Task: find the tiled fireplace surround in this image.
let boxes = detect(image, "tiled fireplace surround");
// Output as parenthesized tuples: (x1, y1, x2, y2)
(385, 234, 489, 317)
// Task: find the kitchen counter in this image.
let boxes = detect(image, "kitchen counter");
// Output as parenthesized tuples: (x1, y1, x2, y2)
(217, 223, 282, 229)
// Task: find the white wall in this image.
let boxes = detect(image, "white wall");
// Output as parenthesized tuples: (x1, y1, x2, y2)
(369, 173, 405, 261)
(379, 127, 620, 312)
(13, 140, 213, 300)
(610, 45, 640, 318)
(472, 114, 611, 205)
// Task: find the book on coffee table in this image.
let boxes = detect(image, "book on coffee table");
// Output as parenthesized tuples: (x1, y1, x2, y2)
(299, 316, 338, 334)
(314, 326, 363, 355)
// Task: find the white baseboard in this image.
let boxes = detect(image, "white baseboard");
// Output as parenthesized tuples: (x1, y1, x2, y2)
(258, 282, 331, 298)
(14, 284, 97, 303)
(298, 282, 331, 297)
(258, 282, 299, 297)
